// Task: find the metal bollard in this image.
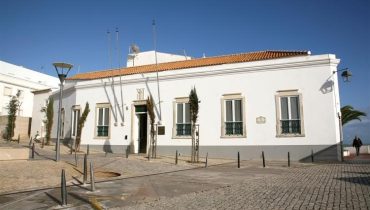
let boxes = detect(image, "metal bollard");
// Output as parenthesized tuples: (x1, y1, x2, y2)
(90, 162, 96, 192)
(74, 152, 78, 167)
(205, 152, 208, 168)
(126, 146, 129, 158)
(175, 150, 178, 165)
(262, 151, 265, 168)
(32, 143, 35, 159)
(237, 152, 240, 168)
(288, 152, 290, 167)
(87, 144, 90, 156)
(311, 149, 314, 162)
(61, 169, 67, 206)
(70, 141, 73, 155)
(83, 154, 87, 185)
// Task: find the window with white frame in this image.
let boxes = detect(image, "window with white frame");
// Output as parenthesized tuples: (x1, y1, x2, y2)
(176, 102, 191, 136)
(275, 91, 304, 136)
(3, 87, 12, 96)
(96, 104, 110, 137)
(71, 107, 80, 137)
(221, 94, 246, 137)
(172, 98, 191, 138)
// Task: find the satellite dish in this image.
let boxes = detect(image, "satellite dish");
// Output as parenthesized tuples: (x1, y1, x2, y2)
(130, 44, 140, 54)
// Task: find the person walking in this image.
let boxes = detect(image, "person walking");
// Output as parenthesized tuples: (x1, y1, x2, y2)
(352, 136, 363, 156)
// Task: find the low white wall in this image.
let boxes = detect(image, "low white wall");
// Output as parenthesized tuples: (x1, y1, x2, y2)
(344, 145, 370, 155)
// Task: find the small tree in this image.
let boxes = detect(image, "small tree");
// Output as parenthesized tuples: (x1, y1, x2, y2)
(76, 102, 90, 152)
(189, 87, 199, 163)
(147, 95, 156, 158)
(6, 91, 21, 141)
(41, 97, 54, 145)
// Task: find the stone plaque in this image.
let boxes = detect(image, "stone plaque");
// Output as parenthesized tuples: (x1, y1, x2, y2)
(256, 116, 266, 124)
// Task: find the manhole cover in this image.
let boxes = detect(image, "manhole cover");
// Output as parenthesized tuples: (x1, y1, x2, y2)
(95, 171, 121, 178)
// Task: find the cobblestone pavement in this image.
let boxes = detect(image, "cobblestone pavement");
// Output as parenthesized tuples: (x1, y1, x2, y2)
(1, 141, 369, 210)
(121, 162, 370, 210)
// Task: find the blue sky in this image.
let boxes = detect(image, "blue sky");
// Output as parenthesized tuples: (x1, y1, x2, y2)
(1, 0, 369, 143)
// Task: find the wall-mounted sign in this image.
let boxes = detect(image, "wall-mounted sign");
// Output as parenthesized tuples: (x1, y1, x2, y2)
(256, 116, 266, 124)
(158, 126, 165, 135)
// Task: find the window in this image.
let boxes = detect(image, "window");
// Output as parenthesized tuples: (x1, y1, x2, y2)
(72, 107, 80, 137)
(172, 97, 191, 138)
(3, 87, 12, 96)
(225, 99, 243, 135)
(96, 105, 110, 137)
(275, 91, 304, 137)
(221, 94, 246, 137)
(176, 103, 191, 136)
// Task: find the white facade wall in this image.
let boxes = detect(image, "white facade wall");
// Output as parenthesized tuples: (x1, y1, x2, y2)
(51, 84, 77, 142)
(57, 54, 341, 160)
(30, 90, 51, 139)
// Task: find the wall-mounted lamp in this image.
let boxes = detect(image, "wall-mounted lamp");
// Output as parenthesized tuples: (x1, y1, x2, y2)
(334, 68, 352, 82)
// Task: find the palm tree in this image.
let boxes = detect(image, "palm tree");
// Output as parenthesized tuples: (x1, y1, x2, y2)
(341, 105, 367, 126)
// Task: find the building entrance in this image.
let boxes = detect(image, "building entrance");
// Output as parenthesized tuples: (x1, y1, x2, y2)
(135, 105, 148, 154)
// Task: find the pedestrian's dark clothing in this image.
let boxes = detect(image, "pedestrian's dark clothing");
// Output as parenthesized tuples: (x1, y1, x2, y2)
(352, 137, 363, 156)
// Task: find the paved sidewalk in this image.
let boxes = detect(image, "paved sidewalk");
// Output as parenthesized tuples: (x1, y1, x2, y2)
(0, 142, 203, 194)
(0, 142, 369, 209)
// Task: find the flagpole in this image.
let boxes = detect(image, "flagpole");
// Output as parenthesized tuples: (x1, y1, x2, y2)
(152, 19, 162, 123)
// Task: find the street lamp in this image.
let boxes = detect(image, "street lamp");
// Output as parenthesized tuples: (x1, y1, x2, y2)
(53, 62, 73, 162)
(333, 67, 352, 162)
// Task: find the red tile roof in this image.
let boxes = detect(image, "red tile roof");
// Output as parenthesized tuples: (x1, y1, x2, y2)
(68, 50, 309, 80)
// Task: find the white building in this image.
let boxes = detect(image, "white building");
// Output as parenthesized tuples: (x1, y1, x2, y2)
(50, 50, 342, 161)
(0, 61, 59, 140)
(127, 51, 191, 67)
(0, 61, 59, 117)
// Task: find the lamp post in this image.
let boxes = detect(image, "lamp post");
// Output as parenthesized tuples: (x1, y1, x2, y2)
(54, 62, 73, 162)
(333, 68, 352, 162)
